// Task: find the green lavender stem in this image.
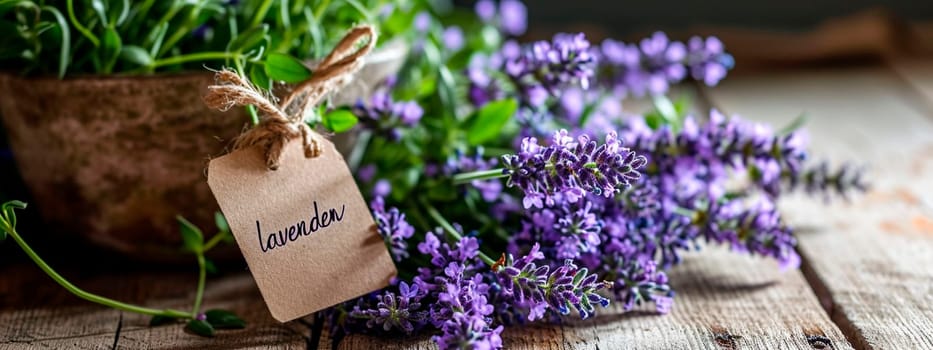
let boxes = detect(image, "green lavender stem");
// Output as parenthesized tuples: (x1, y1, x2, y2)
(452, 169, 508, 185)
(158, 0, 211, 58)
(202, 231, 229, 252)
(191, 253, 207, 316)
(251, 0, 275, 28)
(1, 222, 192, 319)
(147, 52, 245, 69)
(421, 200, 497, 266)
(66, 0, 99, 47)
(190, 230, 231, 316)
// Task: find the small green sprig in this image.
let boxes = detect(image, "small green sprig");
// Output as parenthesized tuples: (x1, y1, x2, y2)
(0, 200, 243, 337)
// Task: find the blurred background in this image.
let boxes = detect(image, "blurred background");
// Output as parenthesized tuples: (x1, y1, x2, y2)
(479, 0, 933, 74)
(527, 0, 933, 32)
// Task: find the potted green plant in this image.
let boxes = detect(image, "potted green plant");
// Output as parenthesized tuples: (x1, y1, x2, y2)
(0, 0, 415, 260)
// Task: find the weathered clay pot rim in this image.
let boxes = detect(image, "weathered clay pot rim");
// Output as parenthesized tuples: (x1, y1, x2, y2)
(0, 70, 215, 84)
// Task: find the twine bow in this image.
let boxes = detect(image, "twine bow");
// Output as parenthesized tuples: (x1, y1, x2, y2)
(204, 25, 377, 170)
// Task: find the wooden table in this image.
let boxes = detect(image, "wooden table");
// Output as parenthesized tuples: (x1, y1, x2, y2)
(2, 62, 932, 349)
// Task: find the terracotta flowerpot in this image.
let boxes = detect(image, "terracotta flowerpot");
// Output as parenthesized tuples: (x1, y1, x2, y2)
(0, 72, 245, 261)
(0, 40, 407, 261)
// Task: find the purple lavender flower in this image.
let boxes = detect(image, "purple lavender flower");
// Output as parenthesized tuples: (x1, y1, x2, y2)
(516, 200, 603, 259)
(553, 201, 602, 258)
(357, 164, 377, 183)
(445, 149, 503, 202)
(371, 197, 415, 262)
(788, 161, 868, 200)
(508, 181, 682, 314)
(373, 180, 392, 198)
(414, 12, 432, 31)
(475, 0, 496, 22)
(498, 0, 528, 36)
(637, 32, 687, 95)
(616, 110, 824, 199)
(695, 198, 799, 270)
(354, 90, 424, 140)
(605, 253, 674, 312)
(443, 26, 466, 52)
(505, 33, 595, 106)
(687, 36, 734, 86)
(467, 67, 505, 107)
(434, 265, 504, 349)
(596, 33, 733, 97)
(475, 0, 528, 36)
(501, 129, 646, 208)
(495, 243, 612, 320)
(413, 231, 504, 349)
(350, 281, 427, 333)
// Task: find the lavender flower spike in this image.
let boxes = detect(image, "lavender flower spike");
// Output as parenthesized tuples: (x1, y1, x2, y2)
(371, 196, 415, 262)
(495, 243, 612, 320)
(502, 129, 647, 208)
(350, 281, 426, 333)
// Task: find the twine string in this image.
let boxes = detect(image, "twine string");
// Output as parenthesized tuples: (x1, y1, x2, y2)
(203, 25, 377, 170)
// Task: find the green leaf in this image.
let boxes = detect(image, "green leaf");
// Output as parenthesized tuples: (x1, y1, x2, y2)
(437, 68, 459, 120)
(112, 0, 129, 26)
(204, 258, 218, 275)
(779, 113, 809, 135)
(148, 22, 168, 58)
(149, 315, 176, 326)
(100, 27, 122, 74)
(651, 95, 679, 126)
(213, 212, 229, 233)
(644, 111, 663, 130)
(344, 0, 373, 22)
(322, 109, 358, 133)
(249, 64, 271, 91)
(119, 45, 152, 66)
(41, 6, 70, 78)
(90, 0, 107, 26)
(65, 0, 99, 47)
(572, 267, 588, 286)
(226, 24, 268, 53)
(302, 7, 324, 58)
(1, 200, 26, 233)
(186, 319, 215, 337)
(264, 52, 310, 83)
(467, 99, 518, 145)
(2, 200, 27, 211)
(204, 309, 246, 329)
(176, 215, 203, 253)
(0, 1, 30, 16)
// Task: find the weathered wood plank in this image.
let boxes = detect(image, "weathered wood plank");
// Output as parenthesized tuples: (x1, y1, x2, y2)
(0, 261, 309, 349)
(113, 271, 309, 350)
(889, 59, 933, 109)
(705, 67, 933, 349)
(341, 245, 851, 350)
(0, 261, 123, 350)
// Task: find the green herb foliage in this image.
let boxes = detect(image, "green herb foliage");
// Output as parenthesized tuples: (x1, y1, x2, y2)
(1, 0, 422, 80)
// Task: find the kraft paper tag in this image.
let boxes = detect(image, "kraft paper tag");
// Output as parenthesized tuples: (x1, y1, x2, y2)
(207, 138, 396, 322)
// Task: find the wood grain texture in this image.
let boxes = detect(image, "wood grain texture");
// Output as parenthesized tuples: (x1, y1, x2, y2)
(341, 246, 851, 350)
(705, 66, 933, 349)
(0, 261, 308, 349)
(889, 59, 933, 106)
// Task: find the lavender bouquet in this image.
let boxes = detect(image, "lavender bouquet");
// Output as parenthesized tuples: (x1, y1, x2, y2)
(324, 1, 866, 348)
